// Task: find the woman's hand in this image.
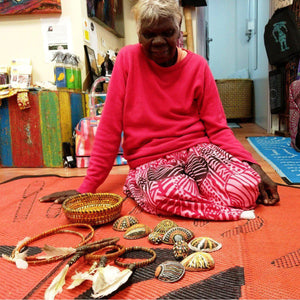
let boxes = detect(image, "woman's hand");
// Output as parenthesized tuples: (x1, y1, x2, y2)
(249, 163, 280, 205)
(39, 190, 79, 204)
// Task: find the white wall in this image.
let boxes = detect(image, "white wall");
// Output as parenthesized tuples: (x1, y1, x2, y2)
(124, 1, 138, 45)
(207, 0, 249, 79)
(0, 0, 124, 85)
(0, 0, 192, 87)
(0, 0, 272, 130)
(248, 0, 271, 131)
(0, 1, 201, 86)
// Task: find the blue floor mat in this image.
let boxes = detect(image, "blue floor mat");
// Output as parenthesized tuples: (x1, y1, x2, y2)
(227, 122, 241, 128)
(247, 136, 300, 184)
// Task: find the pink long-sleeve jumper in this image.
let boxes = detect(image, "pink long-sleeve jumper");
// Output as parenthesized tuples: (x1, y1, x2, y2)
(78, 44, 257, 194)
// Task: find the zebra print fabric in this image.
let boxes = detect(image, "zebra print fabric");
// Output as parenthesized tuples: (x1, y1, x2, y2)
(124, 143, 260, 221)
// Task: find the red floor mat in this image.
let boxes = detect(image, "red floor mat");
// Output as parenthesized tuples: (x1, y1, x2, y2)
(0, 175, 299, 299)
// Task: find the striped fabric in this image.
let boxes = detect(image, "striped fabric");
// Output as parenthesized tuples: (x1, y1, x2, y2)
(75, 117, 127, 168)
(75, 117, 100, 157)
(124, 144, 260, 221)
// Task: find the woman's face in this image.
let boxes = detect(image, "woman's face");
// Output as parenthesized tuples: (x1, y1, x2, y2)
(139, 17, 179, 67)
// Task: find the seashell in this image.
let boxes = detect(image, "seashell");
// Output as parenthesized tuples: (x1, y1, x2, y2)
(181, 252, 215, 271)
(188, 237, 222, 252)
(162, 227, 194, 245)
(124, 224, 152, 240)
(173, 240, 189, 260)
(155, 260, 185, 283)
(113, 215, 139, 231)
(153, 219, 178, 235)
(148, 232, 163, 244)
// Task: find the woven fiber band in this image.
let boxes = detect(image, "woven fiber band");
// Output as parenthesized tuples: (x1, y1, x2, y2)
(63, 193, 124, 226)
(85, 244, 126, 263)
(76, 237, 120, 255)
(46, 238, 121, 268)
(11, 223, 94, 265)
(54, 229, 85, 241)
(114, 246, 157, 269)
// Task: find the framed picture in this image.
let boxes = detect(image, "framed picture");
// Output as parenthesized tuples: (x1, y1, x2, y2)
(86, 0, 124, 37)
(0, 0, 62, 16)
(84, 45, 99, 79)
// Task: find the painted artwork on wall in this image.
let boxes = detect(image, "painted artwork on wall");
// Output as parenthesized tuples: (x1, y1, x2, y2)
(87, 0, 124, 37)
(0, 0, 62, 16)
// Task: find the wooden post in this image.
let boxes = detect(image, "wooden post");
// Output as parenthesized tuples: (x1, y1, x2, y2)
(183, 6, 194, 52)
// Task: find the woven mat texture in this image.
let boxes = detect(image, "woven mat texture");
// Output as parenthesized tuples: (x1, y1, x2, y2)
(0, 175, 299, 299)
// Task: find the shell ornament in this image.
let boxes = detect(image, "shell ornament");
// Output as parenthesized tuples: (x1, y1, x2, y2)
(162, 227, 194, 245)
(181, 252, 215, 271)
(188, 237, 222, 252)
(173, 240, 190, 260)
(153, 219, 178, 235)
(155, 260, 185, 283)
(148, 232, 163, 244)
(112, 215, 139, 231)
(123, 224, 151, 240)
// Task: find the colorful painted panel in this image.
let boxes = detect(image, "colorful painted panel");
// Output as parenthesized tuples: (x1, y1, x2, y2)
(0, 98, 13, 167)
(0, 0, 61, 16)
(70, 92, 85, 130)
(58, 91, 72, 144)
(0, 91, 84, 168)
(9, 93, 44, 167)
(39, 91, 63, 167)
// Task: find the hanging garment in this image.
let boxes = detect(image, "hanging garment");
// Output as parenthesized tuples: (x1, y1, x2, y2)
(289, 79, 300, 151)
(264, 7, 300, 65)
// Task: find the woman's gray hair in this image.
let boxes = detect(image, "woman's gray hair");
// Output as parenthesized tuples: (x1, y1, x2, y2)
(132, 0, 182, 33)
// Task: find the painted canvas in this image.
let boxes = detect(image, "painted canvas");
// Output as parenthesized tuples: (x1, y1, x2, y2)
(87, 0, 124, 37)
(0, 0, 61, 16)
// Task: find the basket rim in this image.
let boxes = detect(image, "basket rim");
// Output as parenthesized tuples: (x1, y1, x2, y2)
(215, 78, 253, 82)
(62, 192, 124, 214)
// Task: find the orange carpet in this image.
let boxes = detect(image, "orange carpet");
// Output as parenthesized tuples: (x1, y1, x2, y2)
(0, 174, 299, 299)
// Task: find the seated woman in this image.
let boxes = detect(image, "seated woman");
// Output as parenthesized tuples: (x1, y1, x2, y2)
(40, 0, 279, 221)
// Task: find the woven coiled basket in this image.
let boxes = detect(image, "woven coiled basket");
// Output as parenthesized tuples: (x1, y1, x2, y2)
(216, 79, 253, 119)
(62, 193, 124, 226)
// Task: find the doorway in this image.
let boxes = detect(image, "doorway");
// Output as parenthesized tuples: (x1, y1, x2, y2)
(196, 0, 271, 130)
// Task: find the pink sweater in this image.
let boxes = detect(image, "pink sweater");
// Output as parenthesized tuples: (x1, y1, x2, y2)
(78, 44, 257, 193)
